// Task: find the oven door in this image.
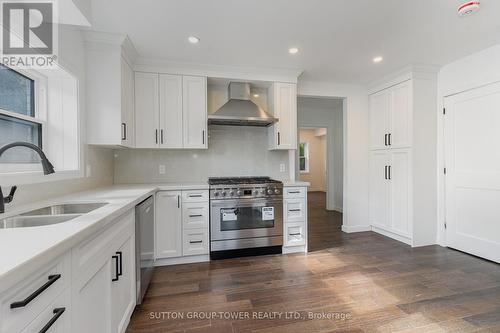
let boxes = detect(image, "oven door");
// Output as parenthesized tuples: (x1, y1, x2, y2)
(210, 198, 283, 241)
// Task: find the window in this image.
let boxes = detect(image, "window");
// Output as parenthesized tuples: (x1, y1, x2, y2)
(0, 64, 44, 164)
(299, 142, 309, 173)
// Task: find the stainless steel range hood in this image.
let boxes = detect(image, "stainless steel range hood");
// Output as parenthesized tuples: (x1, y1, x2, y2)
(208, 82, 277, 127)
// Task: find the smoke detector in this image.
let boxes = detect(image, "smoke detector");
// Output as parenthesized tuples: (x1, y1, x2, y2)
(458, 2, 481, 17)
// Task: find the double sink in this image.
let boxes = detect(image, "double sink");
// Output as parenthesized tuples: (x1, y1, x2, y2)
(0, 202, 108, 229)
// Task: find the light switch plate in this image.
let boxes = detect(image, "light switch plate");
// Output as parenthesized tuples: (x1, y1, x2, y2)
(159, 164, 166, 174)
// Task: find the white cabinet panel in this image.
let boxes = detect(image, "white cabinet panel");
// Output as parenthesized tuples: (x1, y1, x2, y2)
(182, 202, 209, 230)
(182, 190, 209, 202)
(283, 187, 306, 199)
(159, 74, 183, 148)
(135, 72, 160, 148)
(20, 289, 70, 333)
(156, 191, 182, 259)
(284, 199, 306, 223)
(120, 58, 135, 147)
(182, 228, 209, 256)
(390, 150, 411, 236)
(369, 89, 390, 150)
(268, 82, 297, 150)
(390, 81, 412, 149)
(284, 223, 306, 247)
(182, 76, 207, 149)
(369, 151, 390, 229)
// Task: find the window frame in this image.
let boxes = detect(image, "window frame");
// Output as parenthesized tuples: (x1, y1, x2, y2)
(0, 65, 48, 172)
(299, 142, 310, 174)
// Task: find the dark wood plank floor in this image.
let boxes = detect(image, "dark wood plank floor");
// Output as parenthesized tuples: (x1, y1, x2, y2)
(128, 192, 500, 333)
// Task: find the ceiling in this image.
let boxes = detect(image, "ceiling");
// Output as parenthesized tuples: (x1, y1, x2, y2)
(89, 0, 500, 84)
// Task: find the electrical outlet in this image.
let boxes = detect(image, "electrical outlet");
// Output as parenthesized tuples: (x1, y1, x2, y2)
(280, 163, 286, 173)
(159, 164, 166, 175)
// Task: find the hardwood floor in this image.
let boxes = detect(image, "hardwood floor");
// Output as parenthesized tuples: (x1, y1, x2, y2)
(128, 193, 500, 333)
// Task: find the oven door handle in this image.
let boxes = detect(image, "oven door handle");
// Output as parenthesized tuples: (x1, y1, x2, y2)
(210, 199, 283, 207)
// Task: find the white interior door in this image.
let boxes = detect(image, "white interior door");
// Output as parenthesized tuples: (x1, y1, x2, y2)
(444, 82, 500, 263)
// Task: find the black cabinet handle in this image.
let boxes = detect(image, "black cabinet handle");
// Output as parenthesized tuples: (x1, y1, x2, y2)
(189, 214, 203, 218)
(289, 233, 302, 236)
(112, 255, 119, 282)
(388, 133, 392, 146)
(189, 240, 203, 244)
(10, 274, 61, 309)
(202, 130, 205, 145)
(388, 165, 392, 180)
(384, 134, 388, 146)
(155, 130, 158, 144)
(289, 209, 301, 212)
(385, 166, 388, 180)
(177, 195, 180, 208)
(288, 191, 300, 194)
(189, 194, 203, 198)
(116, 251, 123, 277)
(160, 129, 164, 144)
(39, 307, 65, 333)
(121, 123, 126, 141)
(277, 132, 281, 146)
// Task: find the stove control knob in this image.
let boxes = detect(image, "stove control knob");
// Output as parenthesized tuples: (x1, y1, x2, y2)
(274, 188, 280, 194)
(267, 189, 273, 195)
(236, 190, 242, 196)
(213, 191, 219, 197)
(221, 191, 226, 197)
(229, 190, 234, 196)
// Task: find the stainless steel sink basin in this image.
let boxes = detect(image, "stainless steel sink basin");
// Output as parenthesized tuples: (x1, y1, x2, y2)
(0, 214, 82, 229)
(20, 202, 107, 216)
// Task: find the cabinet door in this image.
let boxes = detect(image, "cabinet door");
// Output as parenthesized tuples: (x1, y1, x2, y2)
(182, 76, 207, 149)
(111, 234, 136, 333)
(72, 258, 112, 333)
(390, 81, 412, 148)
(156, 191, 183, 259)
(389, 149, 411, 237)
(135, 72, 160, 148)
(159, 74, 183, 148)
(269, 83, 297, 150)
(369, 151, 390, 229)
(369, 89, 390, 150)
(121, 57, 135, 147)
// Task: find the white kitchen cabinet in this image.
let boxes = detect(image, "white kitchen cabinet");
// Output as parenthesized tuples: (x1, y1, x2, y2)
(369, 80, 412, 150)
(282, 186, 308, 254)
(20, 289, 71, 333)
(182, 76, 208, 149)
(111, 234, 136, 333)
(155, 191, 183, 259)
(135, 72, 160, 148)
(159, 74, 183, 148)
(182, 228, 209, 256)
(369, 149, 412, 241)
(85, 33, 136, 147)
(268, 82, 297, 150)
(134, 74, 207, 149)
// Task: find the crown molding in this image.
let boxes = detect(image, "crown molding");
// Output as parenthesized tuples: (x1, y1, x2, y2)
(367, 64, 440, 95)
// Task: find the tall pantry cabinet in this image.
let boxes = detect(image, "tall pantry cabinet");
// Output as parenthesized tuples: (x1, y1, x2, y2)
(368, 68, 438, 247)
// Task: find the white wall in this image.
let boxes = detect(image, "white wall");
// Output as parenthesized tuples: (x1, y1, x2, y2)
(437, 43, 500, 246)
(3, 25, 114, 210)
(297, 98, 343, 211)
(298, 81, 369, 231)
(299, 129, 327, 192)
(113, 125, 289, 184)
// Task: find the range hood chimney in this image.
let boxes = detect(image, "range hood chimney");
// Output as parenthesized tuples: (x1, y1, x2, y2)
(208, 82, 277, 127)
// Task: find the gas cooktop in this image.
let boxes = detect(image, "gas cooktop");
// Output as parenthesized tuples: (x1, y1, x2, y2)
(208, 177, 282, 186)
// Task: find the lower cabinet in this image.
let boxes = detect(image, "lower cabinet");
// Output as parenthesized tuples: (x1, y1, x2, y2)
(156, 190, 209, 263)
(282, 187, 308, 253)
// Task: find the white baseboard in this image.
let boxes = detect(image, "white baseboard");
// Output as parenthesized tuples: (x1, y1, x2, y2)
(341, 225, 371, 233)
(371, 225, 412, 246)
(283, 245, 307, 254)
(155, 255, 209, 266)
(332, 206, 343, 213)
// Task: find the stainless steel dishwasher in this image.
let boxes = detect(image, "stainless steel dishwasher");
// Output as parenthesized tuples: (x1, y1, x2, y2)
(135, 196, 155, 305)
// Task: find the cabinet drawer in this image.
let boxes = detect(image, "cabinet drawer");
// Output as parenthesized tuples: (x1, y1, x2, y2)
(284, 223, 306, 247)
(182, 202, 209, 229)
(20, 289, 70, 333)
(0, 253, 70, 333)
(182, 229, 209, 256)
(284, 199, 306, 222)
(182, 190, 209, 203)
(283, 187, 306, 199)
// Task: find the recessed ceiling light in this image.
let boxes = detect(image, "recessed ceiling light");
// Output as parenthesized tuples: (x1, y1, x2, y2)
(188, 36, 200, 44)
(253, 94, 259, 98)
(289, 47, 299, 55)
(373, 56, 383, 63)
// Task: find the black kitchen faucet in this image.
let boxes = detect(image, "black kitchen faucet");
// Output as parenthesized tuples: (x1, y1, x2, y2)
(0, 142, 55, 214)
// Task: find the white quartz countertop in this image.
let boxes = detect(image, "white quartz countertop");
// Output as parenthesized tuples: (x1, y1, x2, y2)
(282, 181, 310, 187)
(0, 182, 208, 289)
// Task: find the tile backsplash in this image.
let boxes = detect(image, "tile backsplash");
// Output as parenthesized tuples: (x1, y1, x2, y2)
(113, 125, 289, 184)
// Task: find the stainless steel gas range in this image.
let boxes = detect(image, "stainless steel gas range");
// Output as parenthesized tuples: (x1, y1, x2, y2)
(209, 177, 283, 259)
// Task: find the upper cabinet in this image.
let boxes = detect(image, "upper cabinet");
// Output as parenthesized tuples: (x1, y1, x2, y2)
(135, 73, 207, 149)
(369, 80, 412, 150)
(85, 33, 137, 147)
(268, 82, 298, 150)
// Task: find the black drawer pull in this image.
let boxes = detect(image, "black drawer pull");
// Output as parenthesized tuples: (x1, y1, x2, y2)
(289, 233, 302, 236)
(288, 191, 300, 194)
(116, 251, 123, 277)
(289, 209, 301, 212)
(189, 240, 203, 244)
(10, 274, 61, 309)
(39, 307, 65, 333)
(112, 255, 119, 282)
(189, 195, 203, 198)
(189, 214, 203, 218)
